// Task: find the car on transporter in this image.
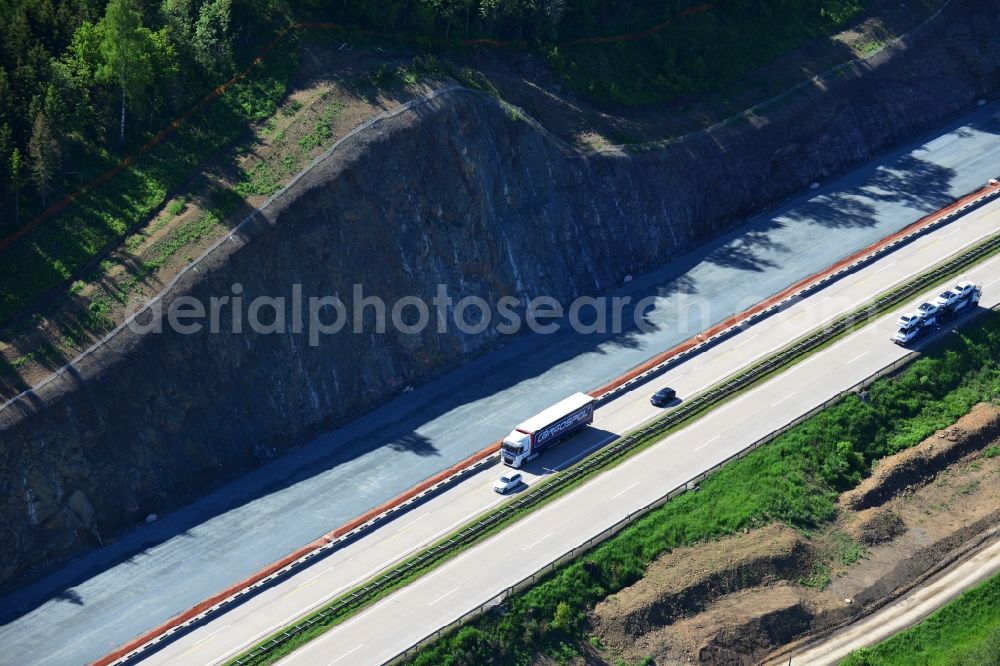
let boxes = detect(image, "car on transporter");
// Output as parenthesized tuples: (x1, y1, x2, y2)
(933, 289, 961, 309)
(916, 301, 939, 324)
(893, 281, 982, 346)
(896, 313, 921, 330)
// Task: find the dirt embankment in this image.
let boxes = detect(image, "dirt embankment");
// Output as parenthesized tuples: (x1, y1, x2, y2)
(842, 402, 1000, 511)
(592, 524, 812, 648)
(588, 403, 1000, 665)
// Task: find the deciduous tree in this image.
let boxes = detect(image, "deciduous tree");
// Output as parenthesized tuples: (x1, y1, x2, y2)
(194, 0, 235, 75)
(96, 0, 176, 142)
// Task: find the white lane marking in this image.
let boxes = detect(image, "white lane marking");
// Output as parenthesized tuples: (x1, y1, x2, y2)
(216, 496, 506, 663)
(397, 512, 430, 532)
(428, 587, 460, 606)
(610, 482, 639, 500)
(194, 625, 231, 646)
(732, 333, 760, 349)
(772, 391, 796, 406)
(524, 532, 554, 550)
(174, 624, 232, 659)
(328, 644, 363, 665)
(623, 415, 655, 432)
(546, 434, 617, 472)
(846, 350, 871, 364)
(874, 260, 898, 274)
(694, 434, 721, 452)
(804, 295, 832, 310)
(192, 227, 1000, 665)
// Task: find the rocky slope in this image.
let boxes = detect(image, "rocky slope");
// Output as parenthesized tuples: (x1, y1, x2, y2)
(2, 0, 999, 588)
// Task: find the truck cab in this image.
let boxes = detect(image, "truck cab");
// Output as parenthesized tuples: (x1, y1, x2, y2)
(501, 431, 533, 468)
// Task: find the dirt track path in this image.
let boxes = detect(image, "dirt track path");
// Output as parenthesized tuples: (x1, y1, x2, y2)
(775, 536, 1000, 665)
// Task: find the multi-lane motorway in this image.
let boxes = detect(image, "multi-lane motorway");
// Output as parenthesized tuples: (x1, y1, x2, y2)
(1, 104, 999, 666)
(139, 194, 1000, 665)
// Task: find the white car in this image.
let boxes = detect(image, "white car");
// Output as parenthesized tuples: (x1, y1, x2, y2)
(916, 302, 939, 322)
(493, 472, 523, 494)
(896, 313, 920, 330)
(933, 289, 960, 309)
(892, 327, 920, 345)
(954, 280, 976, 298)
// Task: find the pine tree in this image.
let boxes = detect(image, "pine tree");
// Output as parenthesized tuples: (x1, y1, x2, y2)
(28, 113, 61, 206)
(10, 147, 24, 225)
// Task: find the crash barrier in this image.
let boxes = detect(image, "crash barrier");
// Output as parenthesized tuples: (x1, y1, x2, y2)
(591, 178, 1000, 404)
(384, 305, 1000, 663)
(99, 178, 999, 666)
(234, 230, 1000, 666)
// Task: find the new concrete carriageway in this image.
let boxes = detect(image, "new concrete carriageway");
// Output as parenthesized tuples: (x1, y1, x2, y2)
(145, 188, 1000, 666)
(2, 105, 1000, 666)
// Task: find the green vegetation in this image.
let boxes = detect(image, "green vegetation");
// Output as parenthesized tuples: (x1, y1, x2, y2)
(232, 237, 1000, 665)
(166, 198, 186, 216)
(0, 0, 880, 329)
(407, 312, 1000, 665)
(0, 38, 296, 323)
(548, 1, 870, 105)
(834, 532, 866, 566)
(0, 0, 296, 324)
(842, 570, 1000, 666)
(297, 0, 871, 105)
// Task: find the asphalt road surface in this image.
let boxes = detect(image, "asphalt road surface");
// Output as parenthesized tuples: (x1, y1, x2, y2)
(1, 103, 999, 666)
(139, 195, 1000, 666)
(268, 225, 1000, 666)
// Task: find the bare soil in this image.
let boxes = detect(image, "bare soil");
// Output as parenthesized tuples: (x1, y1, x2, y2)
(587, 403, 1000, 665)
(843, 507, 906, 546)
(842, 402, 1000, 511)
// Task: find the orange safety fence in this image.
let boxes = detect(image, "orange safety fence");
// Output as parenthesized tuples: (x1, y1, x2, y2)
(92, 179, 1000, 666)
(90, 439, 501, 666)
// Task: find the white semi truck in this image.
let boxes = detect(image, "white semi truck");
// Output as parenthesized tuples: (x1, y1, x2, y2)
(501, 392, 596, 468)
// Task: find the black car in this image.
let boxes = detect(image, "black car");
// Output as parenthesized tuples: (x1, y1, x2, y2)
(650, 387, 677, 406)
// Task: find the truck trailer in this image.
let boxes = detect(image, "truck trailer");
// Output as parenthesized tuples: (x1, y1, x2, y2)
(501, 392, 596, 468)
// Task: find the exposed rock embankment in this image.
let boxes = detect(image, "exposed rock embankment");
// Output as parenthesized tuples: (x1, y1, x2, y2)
(2, 0, 1000, 588)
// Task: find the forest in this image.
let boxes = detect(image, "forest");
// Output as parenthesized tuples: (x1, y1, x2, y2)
(0, 0, 868, 237)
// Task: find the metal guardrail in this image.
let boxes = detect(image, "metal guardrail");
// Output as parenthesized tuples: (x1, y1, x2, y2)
(116, 183, 999, 666)
(233, 226, 1000, 666)
(384, 274, 999, 664)
(385, 352, 924, 664)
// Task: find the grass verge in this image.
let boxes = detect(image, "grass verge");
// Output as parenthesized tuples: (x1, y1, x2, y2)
(228, 233, 1000, 664)
(403, 315, 1000, 665)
